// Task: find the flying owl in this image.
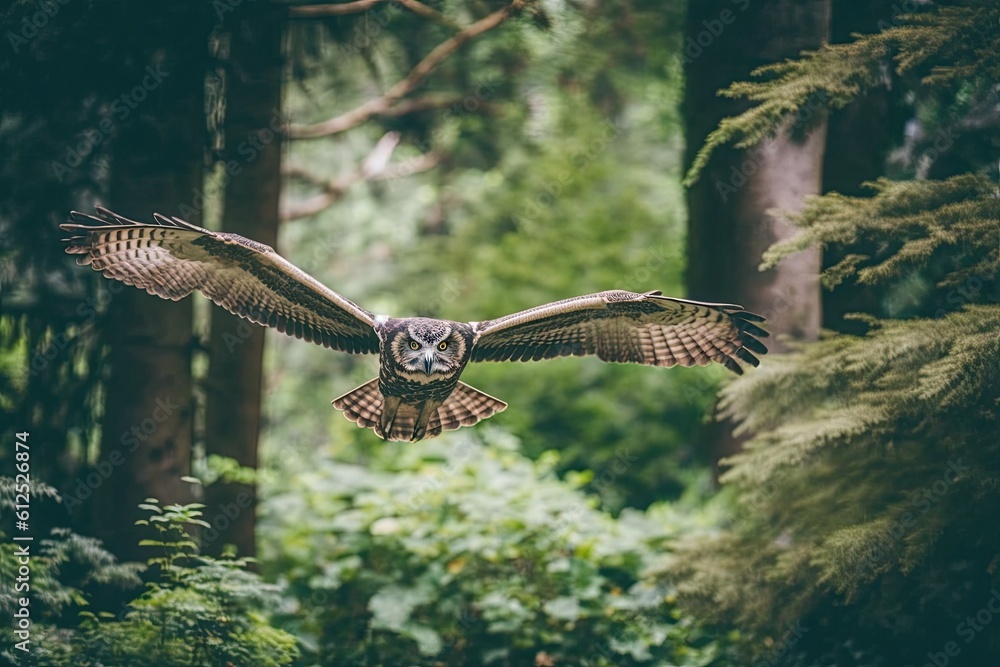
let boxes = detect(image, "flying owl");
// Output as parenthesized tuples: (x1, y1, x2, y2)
(61, 208, 768, 442)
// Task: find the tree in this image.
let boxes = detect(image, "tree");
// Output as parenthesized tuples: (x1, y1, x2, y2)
(0, 3, 215, 560)
(672, 3, 1000, 664)
(683, 0, 829, 466)
(203, 3, 286, 560)
(819, 0, 904, 333)
(91, 6, 213, 562)
(0, 0, 116, 537)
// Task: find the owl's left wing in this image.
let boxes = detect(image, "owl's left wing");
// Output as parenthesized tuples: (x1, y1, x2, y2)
(470, 290, 768, 374)
(60, 207, 379, 354)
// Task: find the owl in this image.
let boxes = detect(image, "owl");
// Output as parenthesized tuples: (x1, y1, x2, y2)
(61, 208, 769, 441)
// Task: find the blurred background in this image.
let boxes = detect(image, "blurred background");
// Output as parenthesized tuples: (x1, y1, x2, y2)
(1, 1, 998, 666)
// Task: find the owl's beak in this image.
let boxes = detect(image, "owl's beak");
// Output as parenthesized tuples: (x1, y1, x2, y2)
(423, 352, 435, 375)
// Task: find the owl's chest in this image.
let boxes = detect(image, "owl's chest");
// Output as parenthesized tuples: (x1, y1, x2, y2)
(378, 358, 461, 401)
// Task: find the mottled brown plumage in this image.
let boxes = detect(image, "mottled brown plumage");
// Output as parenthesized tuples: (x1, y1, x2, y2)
(61, 208, 769, 442)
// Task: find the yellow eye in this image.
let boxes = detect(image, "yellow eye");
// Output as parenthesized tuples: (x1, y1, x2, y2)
(438, 341, 448, 351)
(409, 341, 419, 350)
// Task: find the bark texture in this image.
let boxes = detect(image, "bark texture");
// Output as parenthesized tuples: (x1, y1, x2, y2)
(97, 7, 211, 561)
(683, 0, 830, 467)
(203, 5, 285, 558)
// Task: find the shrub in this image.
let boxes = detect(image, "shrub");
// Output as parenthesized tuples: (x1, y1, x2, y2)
(0, 482, 299, 667)
(260, 431, 733, 666)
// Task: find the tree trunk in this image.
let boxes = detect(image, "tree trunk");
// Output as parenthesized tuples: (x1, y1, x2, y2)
(821, 0, 900, 333)
(95, 9, 211, 562)
(203, 5, 285, 559)
(684, 0, 829, 468)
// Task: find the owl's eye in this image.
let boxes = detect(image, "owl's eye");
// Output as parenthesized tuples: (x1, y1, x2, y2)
(438, 341, 448, 351)
(409, 341, 420, 351)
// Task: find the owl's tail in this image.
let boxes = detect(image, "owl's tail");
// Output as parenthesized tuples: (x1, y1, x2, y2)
(332, 378, 508, 442)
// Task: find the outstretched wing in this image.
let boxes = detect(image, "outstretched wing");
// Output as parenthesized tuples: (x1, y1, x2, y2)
(470, 290, 768, 374)
(61, 207, 379, 354)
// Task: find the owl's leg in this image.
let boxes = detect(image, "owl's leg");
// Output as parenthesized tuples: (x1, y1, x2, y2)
(377, 395, 402, 440)
(411, 400, 442, 442)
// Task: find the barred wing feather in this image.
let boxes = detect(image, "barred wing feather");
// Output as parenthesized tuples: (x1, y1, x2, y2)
(60, 207, 379, 354)
(470, 290, 768, 374)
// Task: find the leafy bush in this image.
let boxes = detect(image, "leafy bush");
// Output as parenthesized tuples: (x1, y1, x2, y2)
(260, 431, 733, 666)
(0, 482, 298, 667)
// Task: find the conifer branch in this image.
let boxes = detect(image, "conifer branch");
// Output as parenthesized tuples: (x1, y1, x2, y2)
(762, 175, 1000, 289)
(683, 3, 1000, 184)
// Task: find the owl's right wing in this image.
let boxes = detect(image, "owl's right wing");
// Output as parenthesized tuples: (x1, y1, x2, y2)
(470, 290, 768, 374)
(61, 207, 380, 354)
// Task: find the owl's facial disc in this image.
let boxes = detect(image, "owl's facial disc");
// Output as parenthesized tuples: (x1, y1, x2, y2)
(396, 324, 464, 377)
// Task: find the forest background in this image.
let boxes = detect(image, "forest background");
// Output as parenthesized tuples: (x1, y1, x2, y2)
(0, 1, 998, 666)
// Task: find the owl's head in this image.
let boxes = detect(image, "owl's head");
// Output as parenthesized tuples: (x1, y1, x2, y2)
(390, 318, 468, 377)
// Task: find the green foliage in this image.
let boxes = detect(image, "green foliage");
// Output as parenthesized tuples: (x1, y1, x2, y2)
(671, 147, 1000, 665)
(672, 305, 1000, 665)
(672, 3, 1000, 664)
(260, 432, 733, 666)
(76, 555, 299, 667)
(0, 487, 298, 667)
(685, 0, 1000, 183)
(763, 175, 1000, 298)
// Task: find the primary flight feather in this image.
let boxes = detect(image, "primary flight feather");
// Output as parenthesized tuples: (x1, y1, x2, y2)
(61, 207, 768, 442)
